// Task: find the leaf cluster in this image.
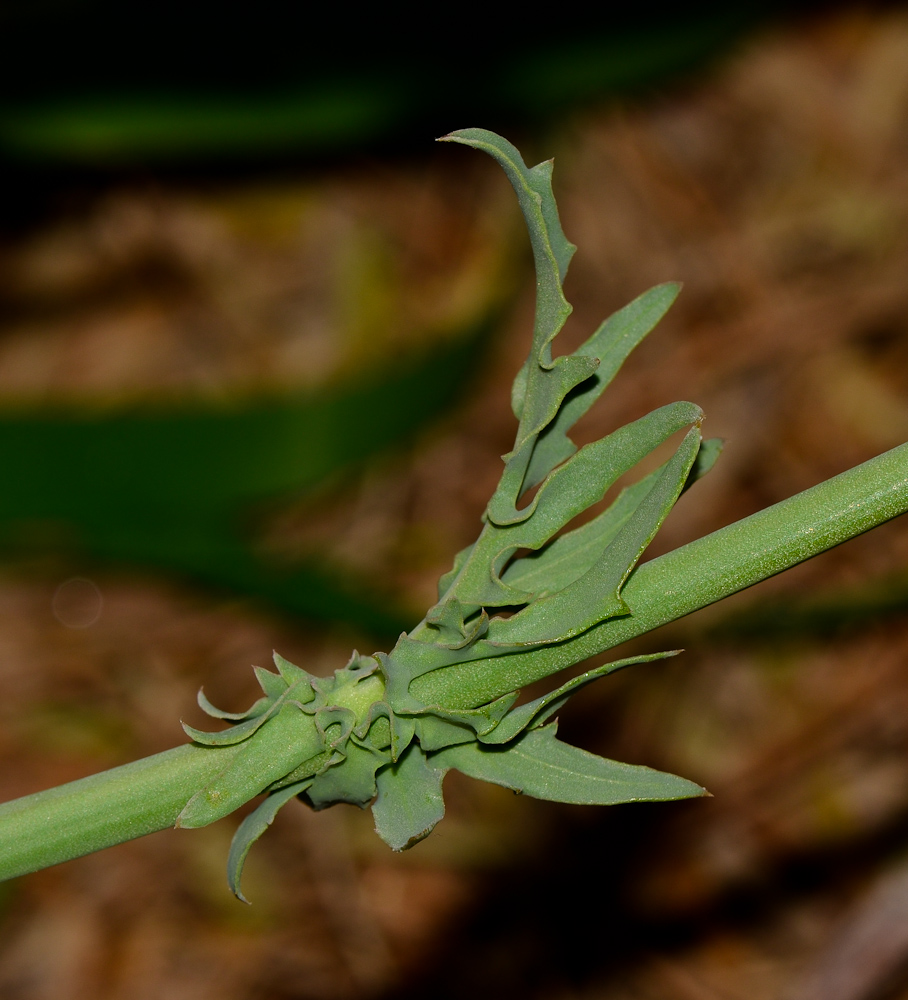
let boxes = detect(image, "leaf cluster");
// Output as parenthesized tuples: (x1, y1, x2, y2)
(182, 129, 716, 900)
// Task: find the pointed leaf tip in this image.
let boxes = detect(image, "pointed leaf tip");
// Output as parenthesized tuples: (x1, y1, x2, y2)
(433, 725, 708, 805)
(226, 780, 312, 902)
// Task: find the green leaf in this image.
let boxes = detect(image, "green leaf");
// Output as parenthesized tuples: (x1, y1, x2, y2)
(501, 427, 719, 601)
(453, 401, 702, 608)
(685, 436, 723, 488)
(433, 723, 707, 804)
(354, 702, 414, 761)
(306, 741, 386, 809)
(0, 329, 487, 518)
(181, 710, 277, 748)
(197, 688, 270, 722)
(437, 542, 476, 601)
(314, 706, 356, 748)
(371, 744, 445, 850)
(273, 652, 312, 689)
(500, 469, 660, 596)
(486, 356, 600, 525)
(425, 597, 489, 648)
(413, 691, 519, 750)
(254, 666, 289, 700)
(182, 663, 317, 746)
(479, 651, 678, 745)
(487, 425, 701, 646)
(441, 129, 585, 528)
(226, 780, 313, 903)
(524, 283, 681, 490)
(413, 715, 476, 751)
(440, 129, 574, 308)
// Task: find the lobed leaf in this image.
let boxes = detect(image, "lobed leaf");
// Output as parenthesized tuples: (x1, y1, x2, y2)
(354, 701, 413, 761)
(412, 691, 519, 750)
(488, 426, 701, 645)
(487, 355, 600, 526)
(371, 743, 446, 851)
(439, 129, 575, 351)
(440, 129, 589, 529)
(523, 283, 681, 490)
(453, 401, 702, 609)
(306, 741, 386, 809)
(500, 469, 661, 596)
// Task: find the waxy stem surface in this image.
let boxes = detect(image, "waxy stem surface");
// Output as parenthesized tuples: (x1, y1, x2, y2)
(1, 440, 907, 882)
(412, 439, 908, 706)
(0, 663, 386, 881)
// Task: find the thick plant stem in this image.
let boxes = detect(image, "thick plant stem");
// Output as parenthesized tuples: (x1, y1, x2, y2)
(3, 441, 908, 880)
(413, 440, 908, 707)
(0, 743, 242, 881)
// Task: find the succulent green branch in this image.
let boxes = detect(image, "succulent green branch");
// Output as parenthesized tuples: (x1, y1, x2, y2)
(3, 128, 908, 899)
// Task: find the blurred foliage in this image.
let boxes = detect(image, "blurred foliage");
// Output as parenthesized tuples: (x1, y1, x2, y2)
(0, 2, 767, 165)
(0, 319, 496, 639)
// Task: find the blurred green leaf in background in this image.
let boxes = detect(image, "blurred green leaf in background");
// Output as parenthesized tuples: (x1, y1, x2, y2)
(0, 319, 495, 638)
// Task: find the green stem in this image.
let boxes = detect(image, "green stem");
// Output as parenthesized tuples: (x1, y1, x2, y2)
(0, 742, 241, 881)
(412, 440, 908, 707)
(4, 441, 908, 879)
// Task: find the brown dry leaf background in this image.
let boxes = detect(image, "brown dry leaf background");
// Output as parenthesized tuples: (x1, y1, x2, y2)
(5, 8, 908, 1000)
